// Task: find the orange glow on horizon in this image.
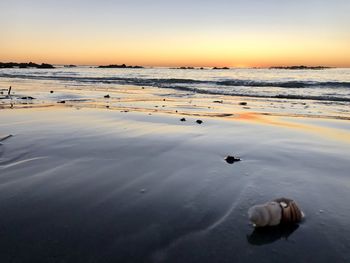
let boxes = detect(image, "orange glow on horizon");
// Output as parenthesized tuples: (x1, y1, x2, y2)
(1, 32, 349, 68)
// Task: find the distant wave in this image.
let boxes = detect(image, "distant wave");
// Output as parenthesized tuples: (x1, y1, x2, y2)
(1, 73, 350, 88)
(159, 85, 350, 102)
(1, 73, 350, 102)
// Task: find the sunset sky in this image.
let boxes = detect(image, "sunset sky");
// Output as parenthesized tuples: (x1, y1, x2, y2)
(1, 0, 349, 67)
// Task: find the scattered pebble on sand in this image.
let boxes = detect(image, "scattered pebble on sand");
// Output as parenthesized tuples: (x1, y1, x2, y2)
(104, 94, 110, 98)
(239, 102, 248, 106)
(225, 155, 241, 164)
(196, 120, 203, 124)
(180, 118, 186, 122)
(50, 90, 54, 93)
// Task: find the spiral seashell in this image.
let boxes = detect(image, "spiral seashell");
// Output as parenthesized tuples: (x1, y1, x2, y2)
(274, 197, 304, 225)
(248, 198, 304, 227)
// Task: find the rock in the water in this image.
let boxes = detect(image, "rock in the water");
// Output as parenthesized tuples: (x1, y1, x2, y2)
(180, 118, 186, 122)
(21, 96, 35, 100)
(196, 120, 203, 124)
(225, 155, 241, 164)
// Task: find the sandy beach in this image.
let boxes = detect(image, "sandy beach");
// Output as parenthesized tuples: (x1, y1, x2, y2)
(1, 81, 350, 262)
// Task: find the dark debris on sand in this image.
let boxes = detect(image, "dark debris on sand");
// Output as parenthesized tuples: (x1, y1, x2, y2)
(196, 120, 203, 124)
(225, 155, 241, 164)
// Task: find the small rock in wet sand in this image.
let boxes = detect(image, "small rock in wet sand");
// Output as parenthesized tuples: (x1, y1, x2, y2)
(239, 102, 248, 106)
(104, 94, 110, 98)
(106, 105, 110, 108)
(142, 87, 145, 89)
(196, 120, 203, 124)
(21, 96, 35, 100)
(180, 118, 186, 122)
(225, 155, 241, 164)
(213, 100, 223, 104)
(50, 90, 54, 93)
(57, 100, 66, 104)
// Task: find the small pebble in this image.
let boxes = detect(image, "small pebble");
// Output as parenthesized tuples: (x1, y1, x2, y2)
(50, 90, 54, 93)
(225, 155, 241, 164)
(104, 94, 110, 98)
(239, 102, 247, 106)
(180, 118, 186, 122)
(196, 120, 203, 124)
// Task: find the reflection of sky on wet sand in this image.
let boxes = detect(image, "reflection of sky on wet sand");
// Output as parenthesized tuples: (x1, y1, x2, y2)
(1, 77, 350, 144)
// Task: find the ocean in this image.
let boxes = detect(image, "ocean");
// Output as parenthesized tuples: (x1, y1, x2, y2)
(1, 67, 350, 118)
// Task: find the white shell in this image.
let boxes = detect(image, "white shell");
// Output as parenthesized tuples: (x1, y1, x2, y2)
(248, 201, 282, 227)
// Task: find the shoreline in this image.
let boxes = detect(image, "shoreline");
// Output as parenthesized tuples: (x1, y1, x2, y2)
(1, 104, 350, 262)
(0, 79, 350, 262)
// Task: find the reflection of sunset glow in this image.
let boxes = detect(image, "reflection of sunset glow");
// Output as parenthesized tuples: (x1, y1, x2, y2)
(235, 112, 350, 144)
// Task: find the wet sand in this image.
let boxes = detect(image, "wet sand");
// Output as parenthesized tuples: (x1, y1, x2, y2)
(1, 102, 350, 263)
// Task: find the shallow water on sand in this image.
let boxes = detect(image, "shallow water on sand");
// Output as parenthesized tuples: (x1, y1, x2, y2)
(0, 108, 350, 262)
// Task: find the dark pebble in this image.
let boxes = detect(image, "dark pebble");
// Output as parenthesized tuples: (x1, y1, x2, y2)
(104, 94, 110, 98)
(57, 101, 66, 104)
(239, 102, 247, 106)
(21, 96, 35, 100)
(196, 120, 203, 124)
(225, 155, 241, 164)
(180, 118, 186, 122)
(50, 90, 54, 93)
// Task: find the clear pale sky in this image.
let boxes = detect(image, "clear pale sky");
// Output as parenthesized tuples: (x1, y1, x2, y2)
(1, 0, 349, 67)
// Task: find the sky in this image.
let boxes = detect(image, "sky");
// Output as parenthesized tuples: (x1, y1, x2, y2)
(0, 0, 349, 67)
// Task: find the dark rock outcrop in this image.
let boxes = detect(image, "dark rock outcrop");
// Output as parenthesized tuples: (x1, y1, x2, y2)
(98, 64, 144, 69)
(270, 65, 331, 70)
(0, 62, 55, 69)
